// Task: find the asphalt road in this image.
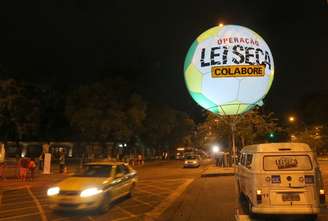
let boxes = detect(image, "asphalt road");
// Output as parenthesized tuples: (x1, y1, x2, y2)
(0, 160, 211, 221)
(0, 160, 327, 221)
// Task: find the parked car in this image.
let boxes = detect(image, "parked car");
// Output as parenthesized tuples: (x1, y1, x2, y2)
(47, 161, 137, 212)
(237, 143, 325, 219)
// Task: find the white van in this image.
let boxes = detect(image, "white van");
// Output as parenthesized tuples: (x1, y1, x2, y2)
(237, 143, 325, 218)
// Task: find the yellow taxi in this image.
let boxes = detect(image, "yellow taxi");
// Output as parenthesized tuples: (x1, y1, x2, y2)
(47, 161, 137, 212)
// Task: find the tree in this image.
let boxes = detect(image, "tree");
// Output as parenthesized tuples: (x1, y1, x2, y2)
(290, 126, 327, 154)
(65, 78, 146, 156)
(196, 109, 281, 152)
(141, 105, 195, 156)
(0, 79, 41, 141)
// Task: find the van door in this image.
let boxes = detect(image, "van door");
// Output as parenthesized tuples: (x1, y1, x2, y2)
(263, 154, 316, 207)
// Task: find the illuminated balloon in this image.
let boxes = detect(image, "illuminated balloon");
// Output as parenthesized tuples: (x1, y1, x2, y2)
(184, 25, 274, 115)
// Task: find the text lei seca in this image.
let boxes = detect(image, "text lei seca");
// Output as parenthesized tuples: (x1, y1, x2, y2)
(199, 37, 272, 78)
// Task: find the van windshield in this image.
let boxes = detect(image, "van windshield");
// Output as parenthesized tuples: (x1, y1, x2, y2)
(263, 155, 312, 171)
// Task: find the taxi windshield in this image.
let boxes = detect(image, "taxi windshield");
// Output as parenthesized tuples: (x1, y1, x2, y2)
(185, 155, 197, 160)
(76, 165, 113, 177)
(263, 155, 312, 171)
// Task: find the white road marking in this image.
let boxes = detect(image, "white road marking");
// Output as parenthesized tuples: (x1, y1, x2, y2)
(51, 217, 71, 221)
(87, 216, 96, 221)
(136, 189, 165, 197)
(131, 197, 153, 207)
(111, 215, 139, 221)
(0, 198, 48, 206)
(116, 205, 137, 218)
(27, 187, 48, 221)
(144, 178, 194, 220)
(0, 212, 40, 221)
(235, 214, 253, 221)
(0, 205, 38, 214)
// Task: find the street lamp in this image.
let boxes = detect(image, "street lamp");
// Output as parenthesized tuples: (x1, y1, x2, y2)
(212, 145, 219, 154)
(288, 116, 295, 123)
(218, 23, 224, 27)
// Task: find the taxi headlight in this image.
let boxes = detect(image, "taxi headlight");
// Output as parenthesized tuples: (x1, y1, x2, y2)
(47, 187, 60, 196)
(192, 160, 197, 164)
(184, 160, 188, 164)
(80, 187, 103, 197)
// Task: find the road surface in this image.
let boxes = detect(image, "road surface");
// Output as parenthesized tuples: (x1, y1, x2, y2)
(0, 160, 327, 221)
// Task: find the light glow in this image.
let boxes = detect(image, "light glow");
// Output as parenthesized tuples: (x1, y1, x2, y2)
(289, 116, 295, 122)
(47, 187, 60, 196)
(80, 187, 103, 197)
(212, 145, 219, 153)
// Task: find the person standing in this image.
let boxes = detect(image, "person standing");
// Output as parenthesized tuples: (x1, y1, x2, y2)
(19, 157, 29, 181)
(0, 162, 5, 180)
(39, 151, 44, 171)
(28, 158, 37, 181)
(59, 150, 66, 173)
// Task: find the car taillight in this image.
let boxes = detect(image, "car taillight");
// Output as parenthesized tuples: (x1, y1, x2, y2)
(256, 189, 262, 204)
(320, 189, 325, 204)
(305, 175, 314, 184)
(271, 175, 281, 183)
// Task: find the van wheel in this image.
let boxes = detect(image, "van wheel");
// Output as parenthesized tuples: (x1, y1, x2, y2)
(247, 200, 254, 217)
(239, 192, 246, 204)
(306, 215, 317, 221)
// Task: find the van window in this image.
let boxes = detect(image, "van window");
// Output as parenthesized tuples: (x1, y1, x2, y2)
(246, 154, 253, 167)
(263, 155, 312, 171)
(240, 153, 246, 165)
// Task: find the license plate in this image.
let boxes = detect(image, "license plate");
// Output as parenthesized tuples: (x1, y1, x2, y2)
(282, 193, 300, 201)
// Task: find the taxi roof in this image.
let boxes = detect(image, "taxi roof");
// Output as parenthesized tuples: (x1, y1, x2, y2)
(84, 161, 126, 166)
(240, 143, 312, 153)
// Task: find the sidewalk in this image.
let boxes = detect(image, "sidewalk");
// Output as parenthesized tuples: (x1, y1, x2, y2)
(0, 170, 72, 190)
(0, 160, 167, 189)
(201, 165, 235, 177)
(0, 163, 81, 190)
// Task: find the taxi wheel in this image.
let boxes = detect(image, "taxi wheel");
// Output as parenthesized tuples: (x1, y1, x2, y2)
(127, 183, 136, 198)
(98, 193, 111, 213)
(247, 200, 253, 216)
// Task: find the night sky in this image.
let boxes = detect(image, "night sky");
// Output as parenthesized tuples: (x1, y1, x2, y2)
(1, 0, 327, 118)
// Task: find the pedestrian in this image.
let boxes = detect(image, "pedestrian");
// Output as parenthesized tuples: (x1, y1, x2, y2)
(59, 150, 66, 173)
(0, 162, 5, 180)
(19, 157, 29, 181)
(28, 158, 37, 180)
(39, 151, 44, 171)
(137, 154, 142, 165)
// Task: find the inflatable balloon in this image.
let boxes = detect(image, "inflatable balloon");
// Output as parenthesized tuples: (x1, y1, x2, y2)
(184, 25, 274, 115)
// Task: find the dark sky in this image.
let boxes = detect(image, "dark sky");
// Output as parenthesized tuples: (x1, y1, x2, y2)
(0, 0, 327, 118)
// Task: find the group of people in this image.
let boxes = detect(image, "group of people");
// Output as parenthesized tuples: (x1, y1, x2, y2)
(18, 157, 37, 181)
(0, 149, 67, 181)
(127, 154, 144, 166)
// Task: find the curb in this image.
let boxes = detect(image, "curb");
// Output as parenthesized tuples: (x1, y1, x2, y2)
(201, 172, 235, 177)
(201, 165, 235, 177)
